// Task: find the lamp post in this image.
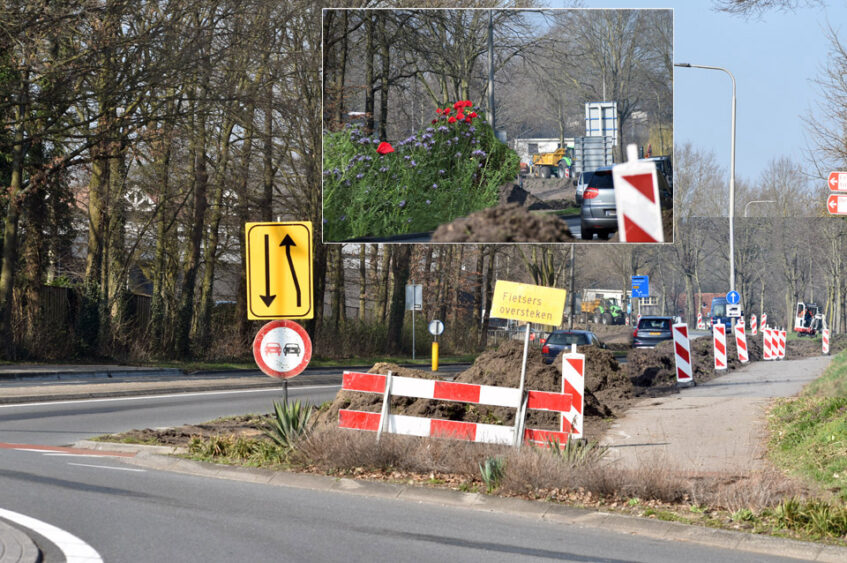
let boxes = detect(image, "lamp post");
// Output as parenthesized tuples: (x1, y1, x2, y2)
(675, 63, 737, 295)
(744, 199, 776, 217)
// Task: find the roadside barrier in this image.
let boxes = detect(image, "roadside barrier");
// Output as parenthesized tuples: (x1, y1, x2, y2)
(751, 314, 757, 336)
(823, 328, 830, 355)
(672, 323, 693, 384)
(713, 324, 727, 370)
(735, 322, 749, 363)
(762, 312, 768, 328)
(778, 329, 786, 360)
(738, 317, 745, 329)
(763, 328, 775, 360)
(696, 312, 705, 330)
(338, 355, 582, 447)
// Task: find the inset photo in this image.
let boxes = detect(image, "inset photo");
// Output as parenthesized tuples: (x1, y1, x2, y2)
(322, 8, 672, 243)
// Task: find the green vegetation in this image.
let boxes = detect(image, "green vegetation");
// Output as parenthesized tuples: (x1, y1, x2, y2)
(803, 347, 847, 397)
(323, 101, 518, 240)
(263, 400, 314, 451)
(478, 456, 505, 493)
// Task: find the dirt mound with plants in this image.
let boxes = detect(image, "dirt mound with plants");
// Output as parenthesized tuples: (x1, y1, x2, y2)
(315, 341, 616, 440)
(430, 203, 575, 242)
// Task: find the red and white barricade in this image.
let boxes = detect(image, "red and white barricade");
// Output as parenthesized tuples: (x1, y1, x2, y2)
(561, 353, 585, 439)
(750, 314, 758, 336)
(778, 329, 787, 359)
(761, 312, 768, 328)
(338, 358, 581, 447)
(763, 328, 775, 360)
(696, 312, 705, 330)
(823, 328, 830, 355)
(713, 324, 727, 370)
(637, 314, 642, 325)
(672, 323, 693, 384)
(612, 144, 665, 242)
(735, 322, 749, 363)
(738, 317, 745, 329)
(625, 316, 630, 326)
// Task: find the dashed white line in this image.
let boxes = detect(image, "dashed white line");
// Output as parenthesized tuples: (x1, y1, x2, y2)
(0, 507, 103, 562)
(67, 462, 146, 472)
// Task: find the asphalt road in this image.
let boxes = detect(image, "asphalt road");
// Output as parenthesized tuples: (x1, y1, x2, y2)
(0, 368, 831, 562)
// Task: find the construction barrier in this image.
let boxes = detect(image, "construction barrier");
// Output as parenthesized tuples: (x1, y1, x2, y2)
(612, 144, 664, 242)
(823, 328, 830, 355)
(713, 324, 727, 370)
(762, 312, 768, 328)
(751, 314, 757, 336)
(696, 312, 705, 330)
(672, 323, 693, 384)
(738, 317, 745, 329)
(338, 359, 581, 447)
(778, 329, 786, 360)
(763, 328, 775, 360)
(735, 322, 749, 363)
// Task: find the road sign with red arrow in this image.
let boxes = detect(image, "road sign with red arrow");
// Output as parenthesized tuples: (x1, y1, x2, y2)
(829, 171, 847, 191)
(827, 194, 847, 215)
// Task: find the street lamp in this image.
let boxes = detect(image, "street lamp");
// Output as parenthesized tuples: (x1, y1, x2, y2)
(744, 200, 776, 217)
(675, 63, 737, 294)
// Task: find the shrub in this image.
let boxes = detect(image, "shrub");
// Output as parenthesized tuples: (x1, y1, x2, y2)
(264, 400, 314, 451)
(323, 100, 519, 240)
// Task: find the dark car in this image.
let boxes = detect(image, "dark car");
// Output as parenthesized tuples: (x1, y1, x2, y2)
(632, 316, 675, 348)
(542, 330, 605, 364)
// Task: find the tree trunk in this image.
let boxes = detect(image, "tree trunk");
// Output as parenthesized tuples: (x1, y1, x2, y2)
(365, 14, 375, 134)
(386, 245, 412, 352)
(376, 246, 391, 323)
(358, 245, 367, 321)
(378, 17, 389, 140)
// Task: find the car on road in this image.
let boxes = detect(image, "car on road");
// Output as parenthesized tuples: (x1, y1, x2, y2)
(574, 170, 596, 206)
(283, 343, 301, 356)
(542, 330, 605, 364)
(264, 343, 282, 356)
(631, 316, 675, 348)
(579, 165, 617, 240)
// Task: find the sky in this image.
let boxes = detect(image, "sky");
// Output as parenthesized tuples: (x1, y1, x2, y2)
(555, 0, 845, 184)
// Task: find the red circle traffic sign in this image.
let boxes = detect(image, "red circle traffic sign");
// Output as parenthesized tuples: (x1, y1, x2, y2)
(253, 320, 312, 379)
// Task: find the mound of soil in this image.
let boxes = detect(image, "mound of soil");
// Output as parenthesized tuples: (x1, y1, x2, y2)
(498, 182, 551, 210)
(430, 203, 575, 242)
(316, 340, 617, 441)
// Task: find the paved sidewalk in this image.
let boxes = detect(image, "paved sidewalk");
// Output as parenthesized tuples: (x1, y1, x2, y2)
(601, 355, 832, 472)
(0, 520, 39, 563)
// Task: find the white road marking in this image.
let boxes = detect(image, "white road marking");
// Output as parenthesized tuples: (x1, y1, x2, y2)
(0, 507, 103, 562)
(44, 453, 125, 458)
(13, 448, 60, 453)
(0, 384, 340, 408)
(67, 462, 146, 472)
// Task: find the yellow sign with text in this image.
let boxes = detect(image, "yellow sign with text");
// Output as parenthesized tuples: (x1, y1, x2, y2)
(246, 222, 313, 320)
(490, 280, 566, 325)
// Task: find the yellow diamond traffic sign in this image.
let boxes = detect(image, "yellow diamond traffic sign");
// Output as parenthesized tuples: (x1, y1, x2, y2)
(246, 222, 313, 320)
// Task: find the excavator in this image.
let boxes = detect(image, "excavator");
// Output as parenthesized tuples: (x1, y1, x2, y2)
(794, 302, 824, 336)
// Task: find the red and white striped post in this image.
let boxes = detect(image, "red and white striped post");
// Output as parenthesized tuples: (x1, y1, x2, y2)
(762, 328, 774, 360)
(713, 324, 728, 370)
(822, 328, 830, 355)
(672, 323, 693, 385)
(561, 349, 585, 439)
(750, 314, 757, 336)
(778, 329, 787, 360)
(735, 321, 749, 363)
(696, 312, 705, 330)
(613, 144, 665, 242)
(762, 312, 768, 328)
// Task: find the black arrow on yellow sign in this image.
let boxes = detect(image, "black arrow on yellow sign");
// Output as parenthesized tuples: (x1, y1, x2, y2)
(280, 234, 301, 307)
(260, 234, 276, 307)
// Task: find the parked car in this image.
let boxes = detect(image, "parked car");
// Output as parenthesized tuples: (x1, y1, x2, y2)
(574, 170, 596, 206)
(579, 162, 673, 240)
(542, 330, 605, 364)
(579, 165, 616, 240)
(631, 316, 675, 348)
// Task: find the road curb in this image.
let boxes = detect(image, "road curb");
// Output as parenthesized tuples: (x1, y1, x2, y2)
(0, 519, 40, 563)
(80, 442, 847, 562)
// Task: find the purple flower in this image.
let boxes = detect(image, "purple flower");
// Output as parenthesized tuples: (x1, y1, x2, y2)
(432, 183, 438, 189)
(410, 160, 417, 167)
(426, 199, 431, 205)
(356, 173, 364, 179)
(437, 126, 449, 133)
(452, 137, 459, 143)
(404, 155, 411, 160)
(399, 200, 406, 207)
(472, 149, 487, 158)
(425, 127, 435, 133)
(469, 126, 476, 133)
(455, 152, 462, 158)
(407, 218, 412, 223)
(438, 169, 445, 175)
(340, 215, 346, 221)
(379, 167, 389, 173)
(358, 138, 370, 145)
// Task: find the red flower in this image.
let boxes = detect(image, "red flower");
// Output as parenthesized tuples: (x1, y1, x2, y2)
(447, 116, 457, 124)
(457, 112, 465, 120)
(431, 119, 437, 124)
(376, 142, 394, 155)
(469, 111, 477, 118)
(444, 107, 451, 114)
(464, 118, 471, 123)
(436, 108, 442, 114)
(453, 101, 462, 109)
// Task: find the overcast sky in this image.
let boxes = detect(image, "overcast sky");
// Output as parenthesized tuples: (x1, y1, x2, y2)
(559, 0, 844, 184)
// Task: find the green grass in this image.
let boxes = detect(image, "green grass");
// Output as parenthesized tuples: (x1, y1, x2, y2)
(539, 207, 581, 217)
(803, 347, 847, 397)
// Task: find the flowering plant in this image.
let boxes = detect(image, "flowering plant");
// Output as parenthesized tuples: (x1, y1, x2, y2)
(322, 100, 519, 240)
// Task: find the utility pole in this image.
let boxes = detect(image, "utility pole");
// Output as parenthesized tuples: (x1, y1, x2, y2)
(488, 10, 495, 130)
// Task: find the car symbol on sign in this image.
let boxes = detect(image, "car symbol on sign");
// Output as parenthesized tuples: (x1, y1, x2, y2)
(283, 343, 301, 356)
(264, 343, 282, 356)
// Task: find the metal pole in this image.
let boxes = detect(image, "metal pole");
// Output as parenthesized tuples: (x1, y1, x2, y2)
(568, 245, 575, 329)
(744, 200, 776, 217)
(488, 10, 495, 130)
(412, 310, 416, 361)
(513, 323, 531, 447)
(675, 62, 737, 320)
(283, 380, 288, 405)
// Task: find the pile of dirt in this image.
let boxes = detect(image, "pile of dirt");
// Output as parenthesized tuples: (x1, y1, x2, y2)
(430, 203, 575, 242)
(498, 182, 551, 210)
(316, 340, 617, 441)
(579, 346, 633, 415)
(102, 415, 265, 447)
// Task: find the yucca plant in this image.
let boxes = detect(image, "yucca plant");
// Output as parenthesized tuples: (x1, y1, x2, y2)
(544, 437, 608, 467)
(479, 456, 505, 493)
(263, 400, 314, 451)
